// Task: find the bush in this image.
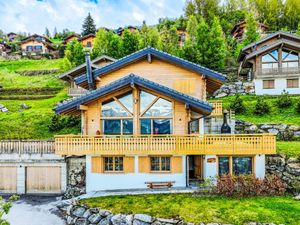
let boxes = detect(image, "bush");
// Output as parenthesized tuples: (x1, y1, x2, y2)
(48, 115, 81, 132)
(254, 96, 270, 115)
(296, 101, 300, 114)
(214, 174, 286, 197)
(276, 90, 292, 108)
(230, 94, 246, 113)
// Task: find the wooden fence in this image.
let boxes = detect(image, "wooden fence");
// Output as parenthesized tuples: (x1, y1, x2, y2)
(0, 140, 55, 155)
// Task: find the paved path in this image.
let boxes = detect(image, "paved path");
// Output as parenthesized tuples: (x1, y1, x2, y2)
(5, 196, 65, 225)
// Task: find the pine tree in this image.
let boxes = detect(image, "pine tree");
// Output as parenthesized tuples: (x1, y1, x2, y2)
(196, 17, 209, 65)
(206, 16, 226, 69)
(45, 27, 51, 38)
(121, 29, 140, 56)
(82, 12, 97, 36)
(159, 26, 178, 55)
(186, 15, 198, 43)
(243, 13, 260, 46)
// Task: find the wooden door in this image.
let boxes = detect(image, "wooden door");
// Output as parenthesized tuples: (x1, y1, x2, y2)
(26, 166, 61, 194)
(0, 166, 17, 193)
(194, 156, 203, 179)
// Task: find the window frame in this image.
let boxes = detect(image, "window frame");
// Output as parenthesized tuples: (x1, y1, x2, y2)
(262, 80, 275, 89)
(287, 78, 299, 88)
(103, 156, 124, 172)
(217, 156, 254, 176)
(150, 156, 171, 172)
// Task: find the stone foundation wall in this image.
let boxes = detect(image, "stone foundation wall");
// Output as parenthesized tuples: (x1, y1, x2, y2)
(266, 155, 300, 194)
(213, 81, 255, 98)
(65, 156, 86, 198)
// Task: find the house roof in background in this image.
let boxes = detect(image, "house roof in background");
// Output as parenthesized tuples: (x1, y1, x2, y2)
(55, 74, 213, 115)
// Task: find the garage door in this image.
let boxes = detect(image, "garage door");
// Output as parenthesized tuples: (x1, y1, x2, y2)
(26, 166, 61, 194)
(0, 166, 17, 193)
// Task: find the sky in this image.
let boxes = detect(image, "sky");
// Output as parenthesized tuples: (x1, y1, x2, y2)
(0, 0, 186, 35)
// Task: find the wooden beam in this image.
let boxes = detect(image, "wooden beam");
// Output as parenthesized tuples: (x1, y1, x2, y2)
(79, 105, 88, 111)
(147, 53, 152, 63)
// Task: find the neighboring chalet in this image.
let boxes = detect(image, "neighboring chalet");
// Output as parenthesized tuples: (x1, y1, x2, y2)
(238, 31, 300, 95)
(63, 33, 80, 44)
(0, 42, 11, 55)
(78, 34, 96, 48)
(7, 32, 17, 42)
(59, 55, 115, 96)
(177, 28, 187, 46)
(54, 47, 275, 192)
(117, 26, 138, 36)
(20, 34, 55, 55)
(231, 21, 268, 42)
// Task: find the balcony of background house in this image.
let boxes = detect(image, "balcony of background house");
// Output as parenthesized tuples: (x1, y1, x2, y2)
(68, 86, 88, 96)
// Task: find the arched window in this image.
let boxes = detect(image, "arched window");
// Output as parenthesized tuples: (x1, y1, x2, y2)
(101, 92, 133, 135)
(282, 49, 299, 68)
(139, 91, 173, 134)
(262, 50, 279, 69)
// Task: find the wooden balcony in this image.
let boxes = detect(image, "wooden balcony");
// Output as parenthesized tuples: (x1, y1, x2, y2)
(0, 140, 55, 155)
(255, 67, 300, 78)
(55, 134, 276, 156)
(209, 100, 223, 116)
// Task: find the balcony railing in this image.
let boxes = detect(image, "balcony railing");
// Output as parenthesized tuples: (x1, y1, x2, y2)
(55, 134, 276, 156)
(209, 100, 223, 116)
(0, 140, 55, 155)
(256, 67, 300, 77)
(68, 87, 88, 96)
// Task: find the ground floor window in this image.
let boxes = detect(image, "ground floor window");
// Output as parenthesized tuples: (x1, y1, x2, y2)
(150, 156, 171, 172)
(218, 156, 253, 176)
(104, 156, 124, 172)
(263, 80, 275, 89)
(287, 79, 299, 88)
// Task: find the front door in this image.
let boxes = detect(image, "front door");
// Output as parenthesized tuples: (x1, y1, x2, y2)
(187, 155, 203, 187)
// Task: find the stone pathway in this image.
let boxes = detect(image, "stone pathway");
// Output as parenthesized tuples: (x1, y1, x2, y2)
(5, 196, 65, 225)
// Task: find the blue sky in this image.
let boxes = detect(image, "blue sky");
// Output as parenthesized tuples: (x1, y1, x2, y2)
(0, 0, 185, 35)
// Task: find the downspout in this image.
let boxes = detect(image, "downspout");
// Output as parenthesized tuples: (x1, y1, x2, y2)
(85, 52, 95, 90)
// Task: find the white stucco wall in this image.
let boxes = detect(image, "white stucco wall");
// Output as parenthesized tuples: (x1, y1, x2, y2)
(254, 154, 265, 179)
(86, 155, 187, 192)
(202, 155, 217, 179)
(254, 78, 300, 95)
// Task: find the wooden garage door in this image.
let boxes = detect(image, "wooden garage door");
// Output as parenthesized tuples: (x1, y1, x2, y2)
(0, 166, 17, 193)
(26, 166, 61, 194)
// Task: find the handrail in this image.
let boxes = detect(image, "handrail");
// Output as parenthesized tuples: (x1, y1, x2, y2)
(256, 67, 300, 76)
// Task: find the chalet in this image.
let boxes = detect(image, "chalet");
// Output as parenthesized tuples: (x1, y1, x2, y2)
(231, 21, 268, 42)
(54, 47, 276, 192)
(78, 34, 96, 48)
(238, 31, 300, 95)
(59, 55, 116, 96)
(0, 42, 11, 55)
(20, 34, 55, 55)
(63, 33, 80, 44)
(7, 32, 17, 42)
(117, 26, 138, 36)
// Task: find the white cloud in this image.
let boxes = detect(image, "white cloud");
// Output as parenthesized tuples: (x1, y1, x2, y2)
(0, 0, 185, 35)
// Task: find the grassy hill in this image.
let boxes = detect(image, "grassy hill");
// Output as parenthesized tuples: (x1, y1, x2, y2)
(0, 59, 80, 139)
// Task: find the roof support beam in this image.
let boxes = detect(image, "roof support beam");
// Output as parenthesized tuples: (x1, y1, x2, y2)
(79, 105, 88, 111)
(147, 53, 152, 63)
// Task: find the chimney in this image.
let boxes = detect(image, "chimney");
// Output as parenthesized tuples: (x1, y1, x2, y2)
(85, 52, 94, 90)
(221, 110, 231, 134)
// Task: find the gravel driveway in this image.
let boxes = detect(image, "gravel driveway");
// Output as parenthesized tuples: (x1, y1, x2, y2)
(5, 195, 65, 225)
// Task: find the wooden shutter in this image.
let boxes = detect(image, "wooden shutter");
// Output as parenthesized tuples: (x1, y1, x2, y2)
(91, 157, 103, 173)
(138, 156, 150, 173)
(124, 156, 135, 173)
(171, 156, 182, 173)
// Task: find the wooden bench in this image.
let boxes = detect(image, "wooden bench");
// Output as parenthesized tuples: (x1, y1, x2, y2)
(145, 181, 175, 189)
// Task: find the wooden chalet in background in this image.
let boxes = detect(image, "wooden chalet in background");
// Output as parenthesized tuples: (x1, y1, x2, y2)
(231, 20, 268, 42)
(7, 32, 17, 42)
(0, 42, 12, 55)
(78, 33, 96, 48)
(20, 34, 56, 55)
(63, 33, 80, 44)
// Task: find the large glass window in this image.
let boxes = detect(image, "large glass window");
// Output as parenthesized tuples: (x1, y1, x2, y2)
(218, 157, 230, 175)
(104, 157, 123, 172)
(150, 157, 171, 172)
(262, 50, 279, 69)
(139, 91, 173, 134)
(282, 50, 299, 68)
(233, 157, 252, 175)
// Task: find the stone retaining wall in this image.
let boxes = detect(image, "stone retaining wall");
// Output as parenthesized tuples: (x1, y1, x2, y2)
(213, 81, 255, 98)
(57, 200, 278, 225)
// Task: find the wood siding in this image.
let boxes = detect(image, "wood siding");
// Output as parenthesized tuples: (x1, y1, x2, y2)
(138, 156, 150, 173)
(26, 166, 61, 193)
(0, 166, 17, 193)
(171, 156, 183, 173)
(96, 58, 206, 100)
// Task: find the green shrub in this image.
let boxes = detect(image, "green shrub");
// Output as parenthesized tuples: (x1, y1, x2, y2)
(48, 115, 80, 132)
(229, 94, 246, 113)
(296, 101, 300, 114)
(276, 90, 292, 108)
(254, 96, 270, 115)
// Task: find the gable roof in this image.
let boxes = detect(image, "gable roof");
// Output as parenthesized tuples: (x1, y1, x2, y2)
(59, 55, 116, 81)
(78, 34, 96, 41)
(21, 34, 52, 44)
(75, 47, 226, 93)
(55, 74, 213, 115)
(63, 33, 80, 42)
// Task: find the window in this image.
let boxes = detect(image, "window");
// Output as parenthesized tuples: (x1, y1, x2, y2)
(34, 45, 42, 51)
(233, 157, 252, 175)
(282, 50, 299, 68)
(262, 50, 279, 70)
(101, 92, 133, 135)
(26, 46, 33, 52)
(189, 119, 199, 134)
(86, 41, 92, 47)
(104, 157, 123, 172)
(139, 91, 173, 134)
(287, 79, 299, 88)
(263, 80, 274, 89)
(150, 157, 171, 172)
(218, 157, 229, 175)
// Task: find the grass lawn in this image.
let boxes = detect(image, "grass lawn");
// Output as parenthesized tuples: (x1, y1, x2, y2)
(81, 194, 300, 225)
(220, 95, 300, 125)
(277, 141, 300, 156)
